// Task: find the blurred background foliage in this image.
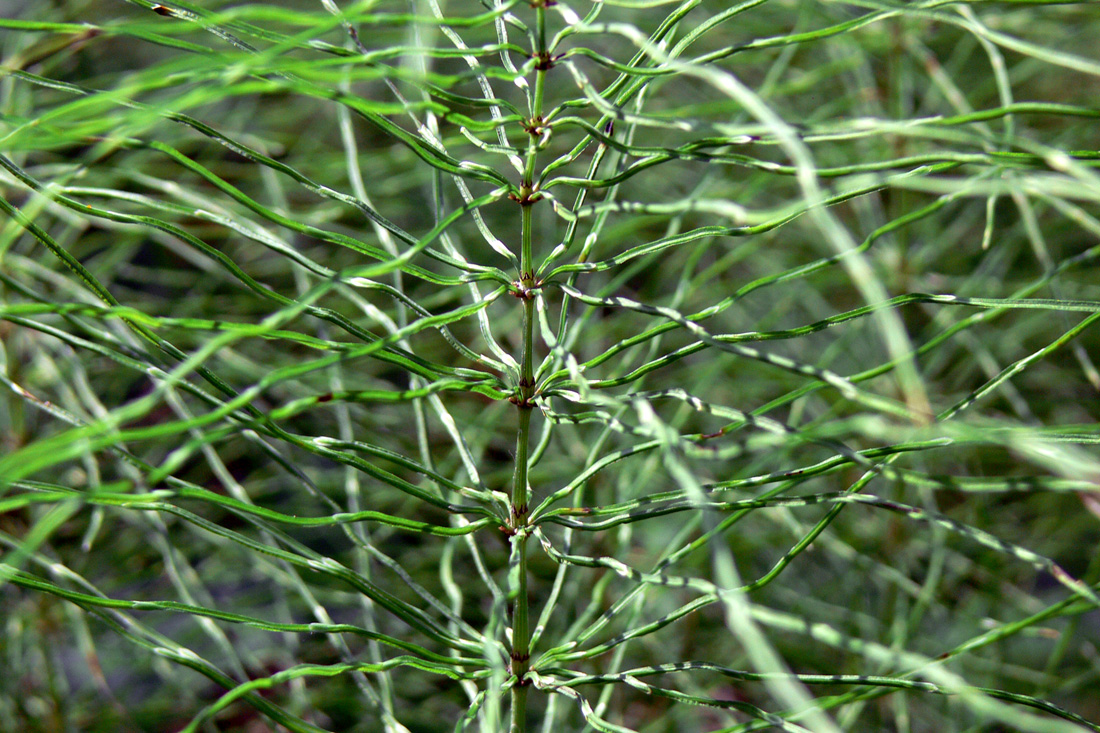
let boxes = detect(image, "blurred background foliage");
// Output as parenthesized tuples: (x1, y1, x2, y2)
(2, 0, 1100, 731)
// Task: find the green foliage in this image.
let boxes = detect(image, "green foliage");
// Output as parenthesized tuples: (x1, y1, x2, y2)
(2, 0, 1100, 731)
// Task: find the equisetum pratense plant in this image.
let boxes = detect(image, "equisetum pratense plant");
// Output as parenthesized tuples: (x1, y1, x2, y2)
(2, 0, 1100, 731)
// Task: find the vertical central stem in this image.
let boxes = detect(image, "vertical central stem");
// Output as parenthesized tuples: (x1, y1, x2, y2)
(509, 399, 532, 732)
(511, 155, 537, 733)
(511, 7, 548, 731)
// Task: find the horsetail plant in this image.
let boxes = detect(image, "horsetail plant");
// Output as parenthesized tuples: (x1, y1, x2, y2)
(2, 0, 1100, 731)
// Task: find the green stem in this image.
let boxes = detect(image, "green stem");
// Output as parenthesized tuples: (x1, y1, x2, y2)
(510, 173, 537, 733)
(511, 5, 548, 729)
(510, 291, 533, 733)
(532, 67, 546, 121)
(521, 200, 535, 283)
(509, 403, 532, 733)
